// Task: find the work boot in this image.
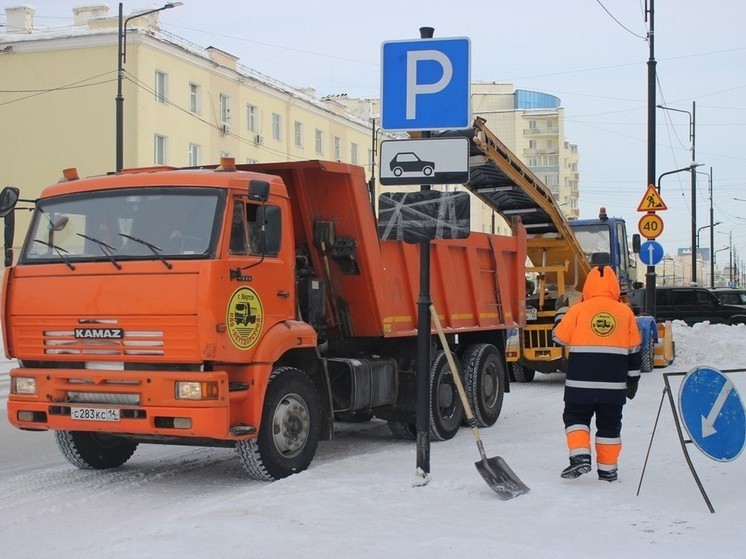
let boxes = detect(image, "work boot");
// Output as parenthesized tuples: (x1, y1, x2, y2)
(560, 454, 591, 479)
(598, 468, 618, 482)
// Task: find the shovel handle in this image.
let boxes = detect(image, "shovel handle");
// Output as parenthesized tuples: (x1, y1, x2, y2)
(429, 304, 475, 424)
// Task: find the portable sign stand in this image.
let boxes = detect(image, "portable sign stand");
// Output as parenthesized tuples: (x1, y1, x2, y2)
(637, 367, 746, 513)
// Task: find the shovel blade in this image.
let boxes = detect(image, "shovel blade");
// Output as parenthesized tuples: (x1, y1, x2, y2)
(475, 456, 530, 500)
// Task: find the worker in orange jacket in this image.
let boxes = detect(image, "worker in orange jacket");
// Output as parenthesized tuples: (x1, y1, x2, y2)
(552, 264, 641, 481)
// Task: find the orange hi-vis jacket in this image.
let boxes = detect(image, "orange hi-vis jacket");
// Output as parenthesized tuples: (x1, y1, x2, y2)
(553, 266, 642, 406)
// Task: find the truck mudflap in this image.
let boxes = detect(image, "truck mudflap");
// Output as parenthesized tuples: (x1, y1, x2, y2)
(7, 367, 253, 440)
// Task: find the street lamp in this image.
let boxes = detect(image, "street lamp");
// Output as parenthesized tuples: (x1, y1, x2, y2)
(116, 2, 183, 172)
(656, 162, 703, 284)
(656, 163, 703, 193)
(697, 168, 715, 287)
(658, 102, 698, 283)
(697, 220, 721, 288)
(715, 245, 731, 288)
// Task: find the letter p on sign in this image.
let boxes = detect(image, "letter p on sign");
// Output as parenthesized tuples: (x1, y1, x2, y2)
(381, 37, 470, 131)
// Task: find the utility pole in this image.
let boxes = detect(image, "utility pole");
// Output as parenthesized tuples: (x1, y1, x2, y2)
(645, 0, 657, 318)
(690, 101, 697, 284)
(709, 167, 714, 288)
(730, 231, 734, 286)
(368, 117, 378, 214)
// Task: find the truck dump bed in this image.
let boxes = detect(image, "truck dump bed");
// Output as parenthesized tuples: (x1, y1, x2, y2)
(249, 160, 527, 338)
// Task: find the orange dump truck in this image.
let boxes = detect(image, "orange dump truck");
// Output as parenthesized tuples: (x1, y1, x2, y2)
(1, 159, 526, 479)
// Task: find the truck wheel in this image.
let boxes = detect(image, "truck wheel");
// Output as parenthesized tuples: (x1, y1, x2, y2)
(429, 350, 464, 441)
(55, 430, 138, 469)
(512, 362, 535, 383)
(236, 366, 320, 480)
(641, 336, 655, 373)
(388, 421, 417, 440)
(461, 343, 505, 427)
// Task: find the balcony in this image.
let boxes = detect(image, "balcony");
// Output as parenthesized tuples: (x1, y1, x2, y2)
(524, 127, 559, 136)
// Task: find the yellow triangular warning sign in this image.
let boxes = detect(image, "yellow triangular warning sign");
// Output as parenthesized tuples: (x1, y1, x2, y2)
(637, 184, 668, 212)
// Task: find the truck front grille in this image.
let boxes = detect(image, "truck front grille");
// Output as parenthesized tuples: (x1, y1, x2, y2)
(43, 330, 164, 356)
(11, 316, 202, 361)
(522, 324, 560, 350)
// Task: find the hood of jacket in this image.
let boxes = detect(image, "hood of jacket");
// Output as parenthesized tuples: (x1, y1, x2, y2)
(582, 265, 620, 301)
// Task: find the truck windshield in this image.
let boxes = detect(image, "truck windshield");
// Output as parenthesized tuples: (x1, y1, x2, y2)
(21, 187, 223, 264)
(572, 224, 611, 264)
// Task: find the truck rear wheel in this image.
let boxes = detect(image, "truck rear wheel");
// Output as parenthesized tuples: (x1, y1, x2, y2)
(388, 420, 417, 440)
(55, 430, 138, 469)
(461, 343, 505, 427)
(429, 350, 464, 441)
(511, 362, 536, 383)
(236, 366, 320, 480)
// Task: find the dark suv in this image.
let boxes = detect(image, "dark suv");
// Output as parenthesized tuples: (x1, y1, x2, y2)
(710, 288, 746, 307)
(629, 286, 746, 325)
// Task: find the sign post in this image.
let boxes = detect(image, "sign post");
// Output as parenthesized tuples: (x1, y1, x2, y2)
(380, 28, 470, 482)
(637, 185, 668, 319)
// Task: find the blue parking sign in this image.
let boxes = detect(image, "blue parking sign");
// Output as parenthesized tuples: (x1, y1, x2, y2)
(381, 38, 470, 131)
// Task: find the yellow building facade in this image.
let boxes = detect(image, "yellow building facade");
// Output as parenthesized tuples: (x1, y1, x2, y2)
(0, 5, 376, 247)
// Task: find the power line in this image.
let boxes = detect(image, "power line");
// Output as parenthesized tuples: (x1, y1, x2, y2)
(594, 0, 647, 40)
(0, 72, 117, 106)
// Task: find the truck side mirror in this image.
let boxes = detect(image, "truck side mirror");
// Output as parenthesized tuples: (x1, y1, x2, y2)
(248, 179, 269, 203)
(632, 233, 641, 253)
(0, 186, 19, 218)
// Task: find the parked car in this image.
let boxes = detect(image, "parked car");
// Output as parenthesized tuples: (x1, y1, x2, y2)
(629, 286, 746, 325)
(710, 288, 746, 307)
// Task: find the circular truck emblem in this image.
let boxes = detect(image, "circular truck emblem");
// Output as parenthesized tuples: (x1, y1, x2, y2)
(226, 287, 264, 349)
(590, 312, 616, 337)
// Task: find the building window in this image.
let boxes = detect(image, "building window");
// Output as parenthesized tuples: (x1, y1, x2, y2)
(272, 113, 282, 141)
(189, 143, 201, 166)
(315, 129, 324, 155)
(246, 104, 257, 132)
(294, 121, 304, 148)
(189, 83, 200, 113)
(155, 71, 167, 103)
(350, 142, 358, 165)
(154, 135, 167, 165)
(219, 94, 231, 126)
(528, 139, 537, 150)
(528, 120, 537, 129)
(333, 136, 342, 160)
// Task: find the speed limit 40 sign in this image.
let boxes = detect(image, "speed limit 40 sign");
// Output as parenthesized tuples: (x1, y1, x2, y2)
(638, 212, 664, 239)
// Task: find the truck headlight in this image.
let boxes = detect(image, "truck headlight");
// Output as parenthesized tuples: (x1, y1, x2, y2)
(175, 381, 219, 400)
(12, 377, 37, 395)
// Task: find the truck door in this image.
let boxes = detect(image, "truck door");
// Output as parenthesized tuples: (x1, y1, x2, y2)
(224, 198, 295, 354)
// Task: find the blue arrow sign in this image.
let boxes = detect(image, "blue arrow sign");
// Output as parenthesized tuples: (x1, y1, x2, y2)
(638, 240, 664, 266)
(380, 38, 470, 131)
(679, 366, 746, 462)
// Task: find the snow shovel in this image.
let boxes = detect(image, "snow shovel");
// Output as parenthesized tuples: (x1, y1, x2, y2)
(430, 304, 530, 500)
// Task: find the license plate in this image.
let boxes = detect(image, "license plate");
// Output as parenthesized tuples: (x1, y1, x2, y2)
(526, 307, 537, 321)
(71, 407, 120, 422)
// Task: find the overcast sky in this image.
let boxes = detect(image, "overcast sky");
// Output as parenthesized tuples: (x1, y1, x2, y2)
(3, 0, 746, 265)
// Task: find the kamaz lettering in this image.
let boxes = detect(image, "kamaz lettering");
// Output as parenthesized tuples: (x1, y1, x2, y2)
(74, 328, 124, 339)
